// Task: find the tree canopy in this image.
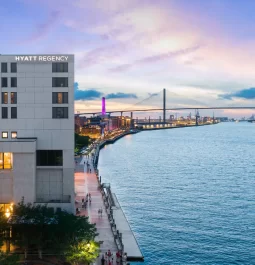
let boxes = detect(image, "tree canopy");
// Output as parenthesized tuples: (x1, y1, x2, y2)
(75, 133, 90, 149)
(0, 200, 99, 264)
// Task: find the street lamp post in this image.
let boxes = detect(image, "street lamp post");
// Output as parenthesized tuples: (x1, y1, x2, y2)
(4, 203, 13, 253)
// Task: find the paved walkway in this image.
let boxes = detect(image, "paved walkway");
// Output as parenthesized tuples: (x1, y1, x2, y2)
(74, 154, 118, 265)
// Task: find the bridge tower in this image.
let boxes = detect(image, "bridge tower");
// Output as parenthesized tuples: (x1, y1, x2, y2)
(163, 88, 166, 123)
(102, 97, 106, 115)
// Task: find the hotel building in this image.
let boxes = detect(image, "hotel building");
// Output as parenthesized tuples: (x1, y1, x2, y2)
(0, 54, 75, 214)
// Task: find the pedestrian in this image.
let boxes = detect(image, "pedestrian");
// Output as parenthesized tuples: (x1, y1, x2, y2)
(100, 207, 103, 217)
(101, 254, 105, 265)
(82, 198, 84, 203)
(107, 250, 111, 259)
(123, 252, 127, 264)
(89, 193, 91, 199)
(89, 198, 91, 205)
(116, 251, 121, 264)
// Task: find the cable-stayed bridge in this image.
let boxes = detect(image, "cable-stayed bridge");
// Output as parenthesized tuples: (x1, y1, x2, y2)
(78, 88, 255, 121)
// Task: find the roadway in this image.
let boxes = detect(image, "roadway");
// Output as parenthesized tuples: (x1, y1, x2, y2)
(78, 106, 255, 116)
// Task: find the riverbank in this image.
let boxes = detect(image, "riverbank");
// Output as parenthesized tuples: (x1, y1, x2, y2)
(139, 122, 218, 131)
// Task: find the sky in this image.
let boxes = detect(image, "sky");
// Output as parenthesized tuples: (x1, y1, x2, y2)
(1, 0, 255, 118)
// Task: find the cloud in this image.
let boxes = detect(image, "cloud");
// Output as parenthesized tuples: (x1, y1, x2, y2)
(219, 88, 255, 100)
(105, 92, 137, 99)
(19, 10, 60, 43)
(109, 45, 200, 72)
(74, 83, 137, 101)
(74, 82, 103, 100)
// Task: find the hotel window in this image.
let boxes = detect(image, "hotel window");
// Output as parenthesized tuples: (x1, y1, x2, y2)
(0, 153, 13, 169)
(52, 92, 68, 103)
(36, 150, 63, 166)
(11, 77, 17, 87)
(52, 62, 68, 72)
(1, 77, 8, 87)
(11, 107, 17, 119)
(52, 77, 68, 87)
(2, 132, 8, 138)
(52, 107, 68, 118)
(1, 63, 7, 73)
(11, 132, 17, 139)
(11, 63, 17, 73)
(11, 92, 17, 104)
(1, 92, 8, 104)
(2, 107, 8, 119)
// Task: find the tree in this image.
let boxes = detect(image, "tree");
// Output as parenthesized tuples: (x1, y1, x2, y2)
(8, 200, 98, 261)
(0, 252, 19, 265)
(75, 133, 90, 149)
(65, 241, 99, 265)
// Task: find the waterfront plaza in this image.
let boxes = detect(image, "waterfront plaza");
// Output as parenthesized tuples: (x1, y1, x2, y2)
(0, 54, 75, 214)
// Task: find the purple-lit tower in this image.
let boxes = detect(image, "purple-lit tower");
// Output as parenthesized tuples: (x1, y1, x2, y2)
(102, 97, 106, 115)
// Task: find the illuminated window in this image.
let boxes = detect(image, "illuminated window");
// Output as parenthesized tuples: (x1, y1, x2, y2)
(2, 132, 8, 138)
(0, 153, 3, 169)
(0, 153, 13, 169)
(11, 132, 17, 139)
(11, 92, 17, 104)
(3, 153, 12, 169)
(52, 92, 68, 103)
(1, 92, 8, 104)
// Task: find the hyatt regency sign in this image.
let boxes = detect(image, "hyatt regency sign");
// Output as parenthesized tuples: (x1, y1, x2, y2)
(15, 55, 69, 62)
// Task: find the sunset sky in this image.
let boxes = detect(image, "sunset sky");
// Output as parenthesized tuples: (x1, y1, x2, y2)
(1, 0, 255, 117)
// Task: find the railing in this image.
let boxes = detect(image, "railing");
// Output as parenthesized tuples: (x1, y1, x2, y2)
(92, 142, 129, 264)
(100, 184, 124, 257)
(35, 195, 71, 203)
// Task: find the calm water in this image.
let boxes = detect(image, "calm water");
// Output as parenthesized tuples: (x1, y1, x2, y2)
(98, 123, 255, 265)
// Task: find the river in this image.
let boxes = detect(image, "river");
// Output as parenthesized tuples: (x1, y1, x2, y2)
(98, 123, 255, 265)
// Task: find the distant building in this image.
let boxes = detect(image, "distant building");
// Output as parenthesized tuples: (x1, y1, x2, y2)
(216, 117, 228, 122)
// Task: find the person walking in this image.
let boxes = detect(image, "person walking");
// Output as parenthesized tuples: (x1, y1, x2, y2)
(101, 254, 105, 265)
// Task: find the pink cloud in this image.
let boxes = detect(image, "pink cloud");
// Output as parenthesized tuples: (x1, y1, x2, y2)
(17, 10, 60, 44)
(109, 45, 201, 72)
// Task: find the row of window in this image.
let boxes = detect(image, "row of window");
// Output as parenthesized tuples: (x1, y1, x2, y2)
(0, 92, 66, 104)
(0, 77, 68, 87)
(1, 77, 17, 87)
(0, 150, 63, 169)
(52, 107, 68, 118)
(1, 107, 17, 119)
(1, 63, 17, 73)
(1, 107, 67, 119)
(1, 92, 17, 104)
(2, 131, 17, 139)
(0, 153, 12, 169)
(1, 62, 68, 73)
(36, 150, 63, 166)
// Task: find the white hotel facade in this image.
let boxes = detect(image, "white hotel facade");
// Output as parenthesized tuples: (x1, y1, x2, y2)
(0, 54, 75, 214)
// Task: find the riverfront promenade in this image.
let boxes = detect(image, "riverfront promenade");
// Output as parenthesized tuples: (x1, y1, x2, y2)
(74, 155, 118, 265)
(75, 131, 144, 264)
